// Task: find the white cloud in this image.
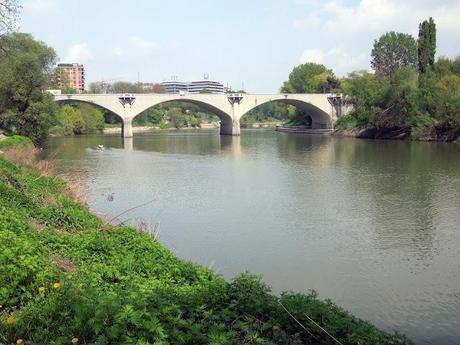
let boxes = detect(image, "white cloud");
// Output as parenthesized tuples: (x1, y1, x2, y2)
(64, 43, 92, 63)
(294, 0, 460, 35)
(129, 36, 156, 49)
(299, 47, 368, 75)
(111, 36, 157, 59)
(23, 0, 61, 16)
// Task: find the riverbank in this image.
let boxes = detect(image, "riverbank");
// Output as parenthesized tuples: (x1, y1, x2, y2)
(0, 137, 413, 344)
(332, 127, 460, 142)
(276, 126, 333, 134)
(103, 123, 220, 135)
(241, 122, 282, 129)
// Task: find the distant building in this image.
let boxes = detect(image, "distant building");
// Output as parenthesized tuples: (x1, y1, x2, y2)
(161, 76, 224, 94)
(187, 80, 224, 94)
(160, 80, 188, 94)
(57, 63, 85, 93)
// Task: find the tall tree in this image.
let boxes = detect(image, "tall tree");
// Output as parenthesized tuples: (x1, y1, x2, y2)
(0, 33, 58, 145)
(418, 17, 436, 74)
(371, 31, 417, 77)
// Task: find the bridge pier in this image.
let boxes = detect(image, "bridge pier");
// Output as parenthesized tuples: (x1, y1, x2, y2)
(122, 119, 133, 138)
(219, 118, 240, 136)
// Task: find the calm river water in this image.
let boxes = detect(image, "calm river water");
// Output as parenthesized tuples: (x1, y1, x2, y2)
(45, 130, 460, 345)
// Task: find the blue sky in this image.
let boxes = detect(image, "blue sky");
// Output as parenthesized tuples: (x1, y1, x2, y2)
(20, 0, 460, 92)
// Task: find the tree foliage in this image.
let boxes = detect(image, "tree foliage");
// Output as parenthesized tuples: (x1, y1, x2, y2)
(371, 31, 417, 77)
(56, 104, 104, 135)
(339, 59, 460, 140)
(418, 17, 436, 74)
(0, 32, 58, 145)
(281, 62, 335, 93)
(88, 81, 166, 94)
(49, 68, 77, 93)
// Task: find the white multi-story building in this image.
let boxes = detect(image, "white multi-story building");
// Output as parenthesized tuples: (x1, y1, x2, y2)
(161, 77, 225, 94)
(187, 80, 224, 94)
(161, 80, 188, 94)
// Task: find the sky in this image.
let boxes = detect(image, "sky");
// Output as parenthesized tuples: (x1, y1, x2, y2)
(20, 0, 460, 93)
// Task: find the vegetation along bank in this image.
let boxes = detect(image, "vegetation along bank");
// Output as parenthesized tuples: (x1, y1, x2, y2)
(0, 137, 414, 344)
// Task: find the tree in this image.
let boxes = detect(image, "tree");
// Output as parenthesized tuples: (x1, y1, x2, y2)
(418, 17, 436, 74)
(371, 31, 417, 77)
(0, 32, 58, 145)
(452, 56, 460, 76)
(340, 71, 392, 127)
(111, 81, 143, 93)
(78, 104, 104, 132)
(169, 107, 186, 129)
(0, 0, 20, 40)
(281, 63, 334, 93)
(57, 105, 84, 134)
(49, 67, 77, 93)
(151, 83, 166, 93)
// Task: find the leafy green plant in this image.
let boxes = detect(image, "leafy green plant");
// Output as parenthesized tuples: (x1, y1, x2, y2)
(0, 149, 414, 345)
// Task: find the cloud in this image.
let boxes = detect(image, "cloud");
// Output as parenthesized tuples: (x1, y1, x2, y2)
(23, 0, 61, 16)
(129, 36, 157, 49)
(111, 36, 157, 59)
(64, 43, 93, 63)
(294, 0, 460, 35)
(299, 47, 368, 75)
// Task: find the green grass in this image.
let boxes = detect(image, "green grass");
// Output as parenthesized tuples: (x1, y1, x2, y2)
(0, 144, 413, 345)
(0, 135, 33, 149)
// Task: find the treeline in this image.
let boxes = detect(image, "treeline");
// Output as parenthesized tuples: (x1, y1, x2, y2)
(279, 17, 460, 141)
(336, 18, 460, 141)
(87, 81, 166, 94)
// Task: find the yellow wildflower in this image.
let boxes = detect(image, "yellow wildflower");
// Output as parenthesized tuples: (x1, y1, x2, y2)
(38, 286, 46, 293)
(16, 339, 24, 345)
(6, 316, 14, 326)
(71, 337, 79, 344)
(52, 282, 61, 289)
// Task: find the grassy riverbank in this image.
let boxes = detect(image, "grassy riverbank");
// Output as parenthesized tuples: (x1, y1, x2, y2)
(0, 138, 413, 345)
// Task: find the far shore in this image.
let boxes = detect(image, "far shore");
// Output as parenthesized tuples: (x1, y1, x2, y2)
(103, 123, 219, 134)
(102, 122, 282, 134)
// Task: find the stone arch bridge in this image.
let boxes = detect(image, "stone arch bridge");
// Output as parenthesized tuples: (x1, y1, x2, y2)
(53, 93, 343, 137)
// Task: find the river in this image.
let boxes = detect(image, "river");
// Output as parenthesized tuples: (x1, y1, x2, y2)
(45, 129, 460, 344)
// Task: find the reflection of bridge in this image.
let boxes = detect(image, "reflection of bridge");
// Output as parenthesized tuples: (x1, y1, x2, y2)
(53, 93, 343, 137)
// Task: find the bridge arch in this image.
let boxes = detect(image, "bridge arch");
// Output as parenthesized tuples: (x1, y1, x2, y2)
(238, 97, 332, 129)
(131, 98, 234, 135)
(54, 98, 131, 136)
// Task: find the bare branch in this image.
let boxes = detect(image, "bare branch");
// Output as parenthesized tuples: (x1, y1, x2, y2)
(0, 0, 21, 36)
